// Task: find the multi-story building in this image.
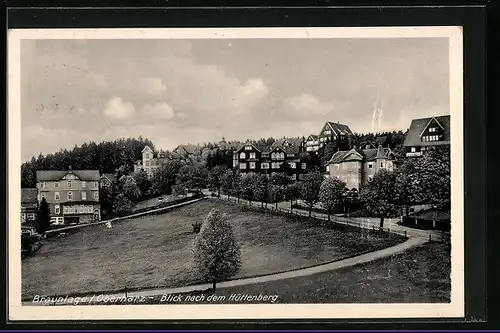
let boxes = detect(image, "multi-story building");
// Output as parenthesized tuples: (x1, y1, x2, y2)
(403, 115, 450, 157)
(232, 140, 308, 181)
(36, 168, 101, 225)
(305, 121, 354, 151)
(134, 145, 169, 177)
(326, 146, 400, 190)
(21, 188, 38, 224)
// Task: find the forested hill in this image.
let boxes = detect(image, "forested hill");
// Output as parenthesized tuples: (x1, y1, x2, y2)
(21, 137, 155, 188)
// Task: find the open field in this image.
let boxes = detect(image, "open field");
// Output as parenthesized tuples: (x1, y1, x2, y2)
(98, 242, 450, 305)
(22, 200, 405, 299)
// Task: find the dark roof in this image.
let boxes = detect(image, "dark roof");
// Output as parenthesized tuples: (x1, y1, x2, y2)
(101, 173, 117, 183)
(307, 134, 318, 141)
(175, 144, 198, 155)
(326, 121, 354, 135)
(235, 142, 270, 153)
(36, 170, 101, 182)
(410, 209, 450, 221)
(327, 147, 396, 164)
(403, 115, 451, 147)
(21, 188, 38, 204)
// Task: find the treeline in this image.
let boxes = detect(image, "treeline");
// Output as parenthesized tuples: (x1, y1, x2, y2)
(21, 137, 155, 188)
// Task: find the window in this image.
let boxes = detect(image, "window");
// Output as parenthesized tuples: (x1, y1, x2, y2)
(249, 162, 256, 169)
(249, 152, 256, 159)
(145, 160, 150, 167)
(41, 182, 46, 189)
(67, 192, 73, 201)
(261, 163, 269, 169)
(94, 181, 98, 188)
(79, 206, 85, 213)
(324, 130, 331, 135)
(67, 180, 72, 188)
(54, 205, 60, 215)
(287, 153, 295, 158)
(368, 163, 373, 169)
(54, 192, 60, 200)
(271, 162, 280, 169)
(27, 213, 36, 220)
(233, 154, 238, 160)
(301, 163, 307, 169)
(81, 181, 86, 188)
(244, 146, 252, 151)
(239, 152, 246, 159)
(239, 163, 247, 170)
(40, 193, 46, 200)
(82, 192, 87, 200)
(262, 153, 269, 158)
(411, 147, 416, 152)
(429, 127, 437, 132)
(233, 160, 238, 167)
(380, 162, 384, 168)
(291, 174, 297, 180)
(93, 192, 99, 200)
(290, 162, 296, 169)
(325, 165, 329, 172)
(54, 182, 59, 188)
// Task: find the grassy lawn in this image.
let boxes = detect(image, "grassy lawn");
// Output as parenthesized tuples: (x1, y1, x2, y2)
(105, 242, 450, 305)
(22, 199, 405, 300)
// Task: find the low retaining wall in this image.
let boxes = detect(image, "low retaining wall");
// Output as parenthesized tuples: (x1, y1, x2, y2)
(46, 196, 206, 236)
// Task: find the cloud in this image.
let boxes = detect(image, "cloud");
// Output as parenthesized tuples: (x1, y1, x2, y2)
(103, 97, 136, 120)
(279, 93, 333, 120)
(140, 103, 175, 120)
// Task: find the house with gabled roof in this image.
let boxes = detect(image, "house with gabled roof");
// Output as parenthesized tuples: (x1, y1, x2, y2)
(306, 121, 354, 152)
(326, 146, 400, 190)
(403, 115, 450, 157)
(36, 168, 101, 225)
(21, 188, 38, 224)
(134, 145, 171, 177)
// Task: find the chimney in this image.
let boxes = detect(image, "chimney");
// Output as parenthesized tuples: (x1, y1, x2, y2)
(337, 121, 340, 124)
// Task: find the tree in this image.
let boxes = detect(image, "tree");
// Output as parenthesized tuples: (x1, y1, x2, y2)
(134, 169, 150, 198)
(176, 163, 209, 190)
(220, 170, 234, 200)
(100, 181, 117, 219)
(240, 173, 257, 204)
(359, 169, 398, 229)
(268, 184, 284, 209)
(252, 174, 268, 207)
(269, 172, 290, 187)
(231, 172, 243, 202)
(394, 158, 421, 216)
(319, 178, 347, 221)
(208, 165, 229, 197)
(284, 182, 301, 212)
(121, 175, 141, 202)
(414, 146, 451, 210)
(150, 160, 183, 196)
(299, 172, 324, 217)
(36, 198, 51, 234)
(193, 209, 241, 291)
(113, 193, 134, 216)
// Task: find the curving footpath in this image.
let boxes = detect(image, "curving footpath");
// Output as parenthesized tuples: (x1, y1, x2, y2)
(26, 237, 426, 306)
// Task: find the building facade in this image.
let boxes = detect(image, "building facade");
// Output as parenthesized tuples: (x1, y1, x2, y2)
(305, 121, 354, 151)
(21, 188, 38, 224)
(403, 115, 451, 157)
(134, 145, 170, 177)
(326, 146, 400, 190)
(232, 140, 308, 180)
(36, 169, 101, 225)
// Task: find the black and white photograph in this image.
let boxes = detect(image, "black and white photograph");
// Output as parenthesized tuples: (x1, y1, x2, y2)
(8, 27, 464, 320)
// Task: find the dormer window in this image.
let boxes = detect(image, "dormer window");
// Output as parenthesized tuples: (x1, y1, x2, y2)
(244, 146, 252, 151)
(429, 127, 438, 132)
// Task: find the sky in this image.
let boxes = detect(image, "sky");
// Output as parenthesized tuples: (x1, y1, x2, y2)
(20, 37, 450, 162)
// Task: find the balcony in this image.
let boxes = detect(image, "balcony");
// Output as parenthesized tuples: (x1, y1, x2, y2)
(406, 151, 423, 157)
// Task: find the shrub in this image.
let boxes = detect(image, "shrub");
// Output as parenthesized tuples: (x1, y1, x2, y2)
(192, 220, 203, 233)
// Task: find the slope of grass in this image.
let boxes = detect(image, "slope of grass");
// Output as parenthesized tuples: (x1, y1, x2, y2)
(22, 200, 405, 300)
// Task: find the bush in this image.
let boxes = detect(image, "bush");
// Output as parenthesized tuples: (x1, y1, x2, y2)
(192, 220, 203, 233)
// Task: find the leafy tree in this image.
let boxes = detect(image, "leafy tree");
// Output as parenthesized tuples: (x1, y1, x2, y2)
(220, 169, 234, 200)
(36, 198, 51, 234)
(113, 193, 134, 216)
(240, 173, 257, 204)
(193, 209, 241, 291)
(134, 169, 150, 198)
(208, 165, 229, 197)
(150, 160, 183, 196)
(299, 172, 324, 217)
(99, 182, 117, 219)
(231, 172, 243, 202)
(284, 182, 301, 212)
(268, 184, 284, 209)
(120, 175, 141, 202)
(176, 163, 209, 190)
(414, 145, 451, 210)
(252, 174, 268, 207)
(359, 169, 398, 229)
(394, 158, 421, 216)
(269, 172, 290, 187)
(343, 188, 359, 216)
(319, 177, 347, 221)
